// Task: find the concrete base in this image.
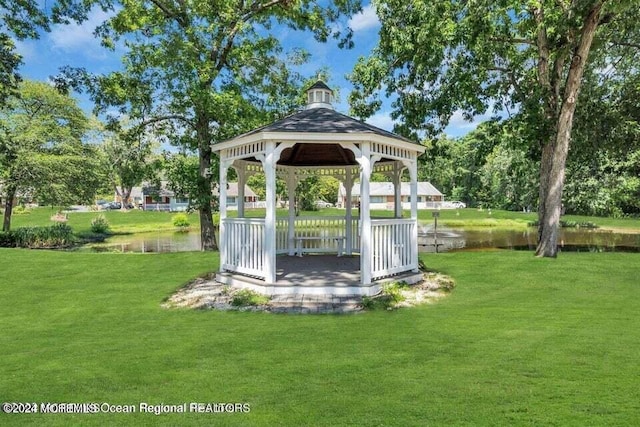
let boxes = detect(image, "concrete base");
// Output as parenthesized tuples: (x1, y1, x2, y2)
(215, 255, 424, 296)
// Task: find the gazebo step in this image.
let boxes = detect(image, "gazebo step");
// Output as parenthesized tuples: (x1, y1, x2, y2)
(268, 294, 363, 313)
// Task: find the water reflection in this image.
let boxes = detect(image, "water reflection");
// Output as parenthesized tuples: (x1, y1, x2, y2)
(418, 225, 640, 253)
(82, 226, 640, 253)
(85, 231, 201, 253)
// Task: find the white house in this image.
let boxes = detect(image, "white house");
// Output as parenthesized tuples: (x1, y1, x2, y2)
(337, 181, 443, 210)
(213, 183, 259, 210)
(138, 181, 258, 211)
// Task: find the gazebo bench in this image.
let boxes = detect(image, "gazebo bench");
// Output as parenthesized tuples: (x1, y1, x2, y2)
(295, 236, 346, 257)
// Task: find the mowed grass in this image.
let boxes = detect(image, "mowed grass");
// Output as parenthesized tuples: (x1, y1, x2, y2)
(9, 206, 640, 236)
(10, 208, 201, 234)
(1, 249, 639, 425)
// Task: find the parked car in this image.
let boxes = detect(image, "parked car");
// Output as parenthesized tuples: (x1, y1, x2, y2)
(449, 201, 466, 208)
(105, 201, 122, 210)
(315, 200, 333, 208)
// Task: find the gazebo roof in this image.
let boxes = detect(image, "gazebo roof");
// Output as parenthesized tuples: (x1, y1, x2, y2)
(234, 107, 414, 143)
(212, 81, 425, 167)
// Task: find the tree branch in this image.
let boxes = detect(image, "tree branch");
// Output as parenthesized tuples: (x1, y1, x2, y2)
(136, 114, 196, 132)
(488, 36, 535, 46)
(149, 0, 188, 27)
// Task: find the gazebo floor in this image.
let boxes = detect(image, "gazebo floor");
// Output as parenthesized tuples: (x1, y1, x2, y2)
(216, 254, 423, 296)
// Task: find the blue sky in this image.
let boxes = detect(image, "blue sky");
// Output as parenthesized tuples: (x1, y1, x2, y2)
(14, 2, 485, 138)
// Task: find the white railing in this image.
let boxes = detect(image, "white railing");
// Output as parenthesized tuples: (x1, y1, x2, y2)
(222, 216, 416, 282)
(275, 216, 356, 255)
(222, 218, 265, 279)
(371, 219, 416, 280)
(143, 203, 171, 211)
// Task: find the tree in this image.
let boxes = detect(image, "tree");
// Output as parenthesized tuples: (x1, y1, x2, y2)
(349, 1, 638, 257)
(0, 80, 99, 230)
(57, 0, 362, 250)
(100, 119, 162, 210)
(0, 1, 109, 104)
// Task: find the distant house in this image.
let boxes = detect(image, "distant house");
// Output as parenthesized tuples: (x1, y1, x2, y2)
(114, 187, 144, 207)
(337, 182, 443, 210)
(135, 181, 259, 211)
(212, 182, 259, 210)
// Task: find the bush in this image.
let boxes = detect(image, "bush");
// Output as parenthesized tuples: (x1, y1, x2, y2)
(12, 205, 30, 215)
(172, 213, 190, 230)
(90, 215, 110, 234)
(231, 289, 270, 307)
(11, 224, 74, 248)
(0, 231, 15, 247)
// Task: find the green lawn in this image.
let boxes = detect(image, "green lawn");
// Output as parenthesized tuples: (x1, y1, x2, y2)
(1, 249, 639, 425)
(10, 208, 201, 235)
(8, 207, 640, 236)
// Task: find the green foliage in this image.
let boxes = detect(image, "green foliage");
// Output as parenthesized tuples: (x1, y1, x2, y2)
(172, 213, 190, 230)
(9, 224, 74, 248)
(11, 205, 30, 215)
(0, 0, 98, 105)
(297, 177, 319, 211)
(164, 153, 200, 211)
(1, 80, 100, 229)
(58, 0, 362, 249)
(0, 230, 13, 247)
(231, 289, 270, 307)
(361, 282, 408, 310)
(99, 118, 162, 209)
(90, 215, 110, 234)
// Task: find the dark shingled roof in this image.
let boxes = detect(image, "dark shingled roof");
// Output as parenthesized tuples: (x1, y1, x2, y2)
(308, 80, 333, 92)
(235, 107, 415, 144)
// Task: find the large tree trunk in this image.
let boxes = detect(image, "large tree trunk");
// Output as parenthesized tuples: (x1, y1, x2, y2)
(535, 2, 604, 257)
(120, 186, 132, 211)
(196, 113, 217, 251)
(2, 184, 17, 232)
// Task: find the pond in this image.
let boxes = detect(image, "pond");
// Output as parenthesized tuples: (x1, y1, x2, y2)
(418, 225, 640, 253)
(81, 225, 640, 254)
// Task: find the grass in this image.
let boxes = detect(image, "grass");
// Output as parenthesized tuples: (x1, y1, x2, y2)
(1, 249, 639, 425)
(7, 206, 640, 236)
(9, 207, 201, 235)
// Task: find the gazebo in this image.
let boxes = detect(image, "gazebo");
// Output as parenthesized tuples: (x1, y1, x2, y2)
(212, 81, 426, 296)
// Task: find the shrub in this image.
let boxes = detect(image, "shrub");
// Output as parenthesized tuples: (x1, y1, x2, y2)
(12, 205, 30, 215)
(0, 231, 15, 247)
(172, 213, 190, 230)
(11, 224, 74, 248)
(231, 289, 270, 307)
(90, 215, 110, 234)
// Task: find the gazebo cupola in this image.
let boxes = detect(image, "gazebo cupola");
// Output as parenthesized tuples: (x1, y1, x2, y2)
(306, 80, 334, 109)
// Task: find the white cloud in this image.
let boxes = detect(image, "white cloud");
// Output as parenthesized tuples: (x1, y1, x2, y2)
(365, 111, 395, 131)
(444, 110, 488, 137)
(14, 40, 37, 62)
(348, 5, 379, 32)
(48, 8, 112, 55)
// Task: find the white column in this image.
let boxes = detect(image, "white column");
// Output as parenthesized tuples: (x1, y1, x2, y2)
(344, 167, 353, 256)
(286, 168, 297, 256)
(409, 158, 419, 271)
(263, 141, 277, 283)
(237, 164, 246, 218)
(219, 155, 231, 270)
(359, 143, 372, 285)
(393, 161, 402, 218)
